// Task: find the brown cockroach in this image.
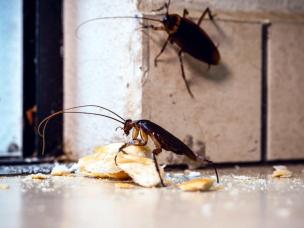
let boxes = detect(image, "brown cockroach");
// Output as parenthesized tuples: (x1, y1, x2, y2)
(76, 0, 220, 98)
(38, 105, 219, 187)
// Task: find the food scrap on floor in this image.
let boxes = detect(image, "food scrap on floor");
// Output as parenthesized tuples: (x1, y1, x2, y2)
(51, 163, 72, 176)
(30, 173, 49, 180)
(178, 178, 214, 191)
(272, 165, 293, 178)
(115, 182, 138, 189)
(0, 183, 10, 190)
(78, 143, 162, 187)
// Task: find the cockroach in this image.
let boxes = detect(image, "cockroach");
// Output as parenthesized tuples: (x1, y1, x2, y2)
(76, 0, 220, 98)
(38, 105, 219, 187)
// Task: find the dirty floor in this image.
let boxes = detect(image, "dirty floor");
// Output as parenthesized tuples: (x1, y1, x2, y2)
(1, 165, 304, 228)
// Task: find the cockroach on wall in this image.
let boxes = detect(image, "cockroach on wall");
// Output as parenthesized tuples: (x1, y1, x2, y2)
(76, 0, 220, 98)
(38, 105, 219, 187)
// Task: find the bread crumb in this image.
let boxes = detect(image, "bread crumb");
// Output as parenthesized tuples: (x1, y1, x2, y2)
(78, 142, 161, 187)
(80, 169, 129, 180)
(78, 143, 150, 180)
(0, 184, 10, 190)
(212, 185, 225, 191)
(115, 183, 137, 189)
(31, 173, 49, 180)
(116, 153, 163, 187)
(178, 178, 214, 191)
(51, 163, 72, 176)
(272, 166, 292, 178)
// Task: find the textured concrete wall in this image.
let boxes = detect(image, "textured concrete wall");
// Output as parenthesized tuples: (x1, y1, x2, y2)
(139, 0, 304, 163)
(267, 23, 304, 160)
(143, 20, 262, 163)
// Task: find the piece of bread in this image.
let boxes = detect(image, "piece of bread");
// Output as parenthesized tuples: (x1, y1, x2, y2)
(78, 143, 129, 179)
(78, 142, 162, 186)
(178, 178, 214, 191)
(115, 183, 137, 189)
(30, 173, 49, 180)
(0, 184, 10, 190)
(116, 152, 163, 187)
(272, 166, 292, 178)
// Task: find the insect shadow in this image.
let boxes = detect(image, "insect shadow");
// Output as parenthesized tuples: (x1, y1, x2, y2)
(184, 54, 230, 83)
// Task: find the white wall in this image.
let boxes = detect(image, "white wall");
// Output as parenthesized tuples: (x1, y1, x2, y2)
(64, 0, 143, 158)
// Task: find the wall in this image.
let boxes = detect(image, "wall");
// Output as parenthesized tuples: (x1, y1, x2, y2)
(64, 0, 143, 158)
(64, 0, 304, 163)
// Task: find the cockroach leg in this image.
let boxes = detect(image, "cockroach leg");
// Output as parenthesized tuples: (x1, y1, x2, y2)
(115, 143, 129, 166)
(139, 23, 165, 31)
(149, 135, 166, 186)
(178, 50, 194, 98)
(203, 159, 219, 183)
(182, 9, 189, 18)
(115, 127, 149, 165)
(138, 128, 148, 145)
(154, 36, 170, 66)
(152, 4, 166, 12)
(152, 0, 170, 13)
(197, 7, 214, 26)
(131, 126, 140, 140)
(115, 126, 123, 131)
(136, 22, 166, 68)
(152, 150, 165, 187)
(114, 152, 120, 166)
(130, 126, 148, 146)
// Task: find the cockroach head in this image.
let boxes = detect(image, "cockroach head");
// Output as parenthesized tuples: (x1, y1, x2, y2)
(123, 119, 133, 135)
(162, 14, 179, 33)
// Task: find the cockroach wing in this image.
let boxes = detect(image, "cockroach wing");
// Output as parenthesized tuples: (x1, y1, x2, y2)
(137, 120, 197, 160)
(172, 17, 220, 65)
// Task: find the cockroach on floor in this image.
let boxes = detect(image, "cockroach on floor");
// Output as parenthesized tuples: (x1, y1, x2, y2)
(38, 105, 219, 187)
(76, 0, 220, 98)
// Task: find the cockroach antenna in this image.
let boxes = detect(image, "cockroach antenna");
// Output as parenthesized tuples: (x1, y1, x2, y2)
(75, 15, 162, 39)
(65, 104, 126, 121)
(38, 106, 126, 155)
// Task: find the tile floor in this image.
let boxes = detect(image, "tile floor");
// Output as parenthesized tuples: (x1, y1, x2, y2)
(0, 165, 304, 228)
